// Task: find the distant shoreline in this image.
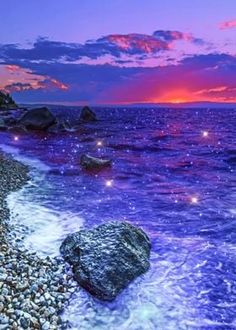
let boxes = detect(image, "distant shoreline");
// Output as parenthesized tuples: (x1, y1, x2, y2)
(17, 102, 236, 109)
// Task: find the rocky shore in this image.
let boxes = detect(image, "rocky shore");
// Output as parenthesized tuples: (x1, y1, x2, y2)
(0, 153, 76, 329)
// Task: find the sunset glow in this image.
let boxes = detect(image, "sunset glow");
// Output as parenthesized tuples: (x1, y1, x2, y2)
(0, 1, 235, 105)
(0, 2, 236, 329)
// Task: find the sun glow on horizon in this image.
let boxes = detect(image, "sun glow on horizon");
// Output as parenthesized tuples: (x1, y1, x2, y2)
(151, 89, 193, 104)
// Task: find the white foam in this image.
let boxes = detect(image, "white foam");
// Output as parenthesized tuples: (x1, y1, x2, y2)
(0, 143, 83, 256)
(0, 144, 50, 172)
(7, 188, 83, 257)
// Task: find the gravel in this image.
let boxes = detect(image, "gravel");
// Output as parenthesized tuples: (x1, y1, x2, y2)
(0, 153, 77, 329)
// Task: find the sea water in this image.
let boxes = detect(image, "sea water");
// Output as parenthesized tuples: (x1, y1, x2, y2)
(1, 107, 236, 329)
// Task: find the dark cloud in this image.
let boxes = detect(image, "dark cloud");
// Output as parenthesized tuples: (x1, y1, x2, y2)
(180, 53, 236, 70)
(4, 82, 33, 93)
(153, 30, 205, 46)
(0, 29, 203, 64)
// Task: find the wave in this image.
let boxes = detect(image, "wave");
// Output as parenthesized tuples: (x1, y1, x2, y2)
(0, 143, 84, 257)
(0, 143, 50, 172)
(7, 188, 83, 257)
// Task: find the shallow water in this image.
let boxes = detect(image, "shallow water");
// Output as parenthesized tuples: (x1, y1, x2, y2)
(1, 107, 236, 329)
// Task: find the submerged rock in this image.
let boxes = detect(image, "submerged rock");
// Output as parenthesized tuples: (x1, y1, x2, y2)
(79, 106, 97, 122)
(80, 154, 112, 170)
(18, 107, 56, 130)
(60, 221, 151, 301)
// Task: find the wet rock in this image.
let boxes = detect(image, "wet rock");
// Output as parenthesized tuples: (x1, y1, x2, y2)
(60, 221, 151, 301)
(20, 317, 30, 329)
(47, 120, 71, 133)
(8, 125, 28, 134)
(80, 154, 112, 170)
(79, 106, 97, 122)
(18, 107, 56, 130)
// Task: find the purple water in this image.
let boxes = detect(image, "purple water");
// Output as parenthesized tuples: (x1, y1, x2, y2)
(1, 107, 236, 329)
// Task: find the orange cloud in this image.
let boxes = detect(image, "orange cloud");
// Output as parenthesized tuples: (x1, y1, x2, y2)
(49, 79, 68, 90)
(106, 34, 169, 53)
(219, 19, 236, 30)
(0, 65, 68, 93)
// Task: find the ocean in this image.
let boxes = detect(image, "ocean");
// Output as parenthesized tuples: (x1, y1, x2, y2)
(1, 107, 236, 329)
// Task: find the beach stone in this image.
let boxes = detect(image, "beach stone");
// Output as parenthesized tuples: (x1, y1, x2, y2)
(20, 317, 30, 329)
(79, 106, 97, 122)
(80, 154, 112, 170)
(0, 153, 77, 329)
(42, 321, 50, 330)
(60, 221, 151, 301)
(18, 107, 56, 130)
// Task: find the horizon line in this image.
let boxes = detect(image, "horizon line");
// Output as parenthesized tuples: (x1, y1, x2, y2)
(19, 100, 236, 108)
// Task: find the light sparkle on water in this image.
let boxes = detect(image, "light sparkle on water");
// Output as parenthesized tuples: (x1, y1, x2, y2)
(105, 180, 113, 187)
(202, 131, 209, 138)
(96, 140, 103, 147)
(190, 196, 199, 204)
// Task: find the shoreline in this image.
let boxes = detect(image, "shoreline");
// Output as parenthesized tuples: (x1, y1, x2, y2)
(0, 152, 76, 329)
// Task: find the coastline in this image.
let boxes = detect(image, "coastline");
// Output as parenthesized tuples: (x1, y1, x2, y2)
(0, 152, 76, 329)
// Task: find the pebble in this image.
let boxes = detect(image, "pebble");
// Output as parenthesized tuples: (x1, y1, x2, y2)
(0, 154, 77, 329)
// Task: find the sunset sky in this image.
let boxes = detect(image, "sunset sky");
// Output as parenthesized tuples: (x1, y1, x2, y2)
(1, 0, 236, 104)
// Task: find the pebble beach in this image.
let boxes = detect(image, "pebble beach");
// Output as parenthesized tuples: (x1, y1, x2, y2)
(0, 153, 76, 330)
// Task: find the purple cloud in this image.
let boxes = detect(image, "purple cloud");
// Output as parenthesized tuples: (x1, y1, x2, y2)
(0, 29, 203, 64)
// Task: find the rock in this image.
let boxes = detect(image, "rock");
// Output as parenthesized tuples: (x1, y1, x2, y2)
(0, 91, 17, 109)
(80, 154, 112, 170)
(42, 321, 50, 330)
(47, 120, 71, 133)
(79, 106, 97, 122)
(20, 317, 30, 329)
(8, 125, 28, 134)
(60, 221, 151, 301)
(18, 107, 56, 130)
(3, 116, 17, 126)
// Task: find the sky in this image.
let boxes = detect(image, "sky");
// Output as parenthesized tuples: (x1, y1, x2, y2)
(0, 0, 236, 104)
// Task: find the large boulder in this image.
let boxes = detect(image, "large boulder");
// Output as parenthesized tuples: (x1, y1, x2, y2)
(80, 154, 112, 170)
(79, 106, 97, 122)
(18, 107, 56, 130)
(60, 221, 151, 301)
(0, 91, 17, 109)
